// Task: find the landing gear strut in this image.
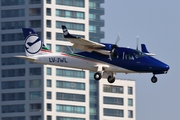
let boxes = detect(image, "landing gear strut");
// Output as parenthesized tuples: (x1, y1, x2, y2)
(151, 75, 158, 83)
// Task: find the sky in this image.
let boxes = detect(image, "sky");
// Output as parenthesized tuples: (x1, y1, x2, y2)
(102, 0, 180, 120)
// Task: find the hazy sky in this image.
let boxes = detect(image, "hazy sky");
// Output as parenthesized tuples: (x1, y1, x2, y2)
(103, 0, 180, 120)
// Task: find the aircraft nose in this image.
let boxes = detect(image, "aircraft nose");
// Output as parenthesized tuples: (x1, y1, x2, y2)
(161, 64, 170, 72)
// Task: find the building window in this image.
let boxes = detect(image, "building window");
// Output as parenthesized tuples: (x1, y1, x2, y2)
(29, 67, 41, 76)
(2, 104, 25, 113)
(47, 79, 52, 87)
(46, 32, 51, 39)
(46, 67, 52, 75)
(128, 98, 133, 106)
(128, 87, 133, 95)
(30, 116, 41, 120)
(46, 0, 51, 4)
(47, 91, 52, 99)
(46, 8, 51, 16)
(104, 97, 123, 105)
(89, 14, 96, 20)
(29, 0, 41, 4)
(46, 44, 51, 50)
(1, 21, 25, 30)
(1, 0, 25, 6)
(89, 25, 96, 33)
(104, 108, 124, 117)
(2, 117, 25, 120)
(56, 68, 85, 78)
(56, 0, 85, 8)
(29, 20, 41, 28)
(1, 57, 25, 65)
(56, 9, 84, 19)
(128, 110, 133, 118)
(103, 85, 123, 94)
(47, 115, 52, 120)
(57, 116, 85, 120)
(30, 103, 41, 112)
(2, 93, 25, 101)
(29, 8, 41, 16)
(1, 68, 25, 77)
(1, 9, 25, 18)
(29, 91, 42, 100)
(46, 20, 51, 27)
(1, 45, 24, 54)
(29, 79, 41, 88)
(56, 21, 84, 31)
(56, 92, 85, 102)
(56, 104, 85, 114)
(1, 33, 24, 42)
(47, 103, 52, 111)
(1, 80, 25, 89)
(89, 1, 96, 9)
(56, 80, 85, 90)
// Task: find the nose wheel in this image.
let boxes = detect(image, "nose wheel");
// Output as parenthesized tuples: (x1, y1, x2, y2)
(151, 75, 158, 83)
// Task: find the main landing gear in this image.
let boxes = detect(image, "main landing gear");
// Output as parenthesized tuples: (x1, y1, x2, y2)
(94, 71, 116, 84)
(151, 75, 158, 83)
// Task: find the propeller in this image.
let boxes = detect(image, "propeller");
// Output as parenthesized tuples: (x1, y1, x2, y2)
(136, 35, 139, 50)
(110, 34, 120, 60)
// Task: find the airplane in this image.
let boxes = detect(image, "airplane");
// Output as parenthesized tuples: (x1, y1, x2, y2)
(15, 25, 170, 84)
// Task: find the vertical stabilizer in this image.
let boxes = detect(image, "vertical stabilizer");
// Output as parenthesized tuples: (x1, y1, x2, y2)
(22, 28, 50, 56)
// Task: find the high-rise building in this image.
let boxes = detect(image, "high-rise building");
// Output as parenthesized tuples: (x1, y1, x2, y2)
(0, 0, 135, 120)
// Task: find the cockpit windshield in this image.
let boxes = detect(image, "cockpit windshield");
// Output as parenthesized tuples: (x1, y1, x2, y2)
(133, 50, 145, 59)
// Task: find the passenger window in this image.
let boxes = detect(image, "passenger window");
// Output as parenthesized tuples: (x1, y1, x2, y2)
(124, 52, 134, 60)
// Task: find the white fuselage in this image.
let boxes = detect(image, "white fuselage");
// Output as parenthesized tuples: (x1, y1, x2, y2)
(33, 53, 135, 73)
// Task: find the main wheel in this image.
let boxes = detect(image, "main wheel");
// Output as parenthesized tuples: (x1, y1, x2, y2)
(107, 75, 115, 83)
(151, 76, 158, 83)
(94, 72, 102, 80)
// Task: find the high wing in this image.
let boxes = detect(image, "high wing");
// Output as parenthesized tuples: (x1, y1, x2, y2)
(62, 25, 110, 55)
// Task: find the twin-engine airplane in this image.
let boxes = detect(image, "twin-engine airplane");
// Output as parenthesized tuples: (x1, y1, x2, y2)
(16, 25, 169, 83)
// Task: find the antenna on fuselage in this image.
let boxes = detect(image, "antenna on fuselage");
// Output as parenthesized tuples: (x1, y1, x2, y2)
(136, 35, 139, 50)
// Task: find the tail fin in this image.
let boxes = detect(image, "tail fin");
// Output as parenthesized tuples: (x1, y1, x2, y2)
(22, 28, 50, 56)
(141, 44, 156, 56)
(61, 25, 78, 38)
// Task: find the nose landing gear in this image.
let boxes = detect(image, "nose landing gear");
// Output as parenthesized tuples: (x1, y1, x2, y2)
(151, 75, 157, 83)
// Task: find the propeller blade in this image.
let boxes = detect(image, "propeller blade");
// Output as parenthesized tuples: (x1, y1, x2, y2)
(115, 34, 120, 45)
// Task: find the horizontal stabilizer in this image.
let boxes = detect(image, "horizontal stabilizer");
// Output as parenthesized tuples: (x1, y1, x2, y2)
(14, 55, 36, 62)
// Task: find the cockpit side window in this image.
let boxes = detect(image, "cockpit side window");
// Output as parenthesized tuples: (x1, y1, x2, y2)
(133, 50, 145, 59)
(123, 52, 134, 60)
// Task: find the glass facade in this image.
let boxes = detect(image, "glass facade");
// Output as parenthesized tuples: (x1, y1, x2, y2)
(1, 80, 25, 89)
(56, 68, 85, 78)
(2, 104, 25, 113)
(56, 80, 85, 90)
(56, 9, 85, 19)
(56, 0, 85, 7)
(104, 108, 124, 117)
(1, 0, 25, 6)
(56, 92, 85, 102)
(56, 104, 85, 114)
(56, 21, 85, 31)
(103, 85, 124, 94)
(1, 9, 25, 18)
(2, 92, 25, 101)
